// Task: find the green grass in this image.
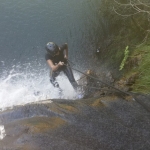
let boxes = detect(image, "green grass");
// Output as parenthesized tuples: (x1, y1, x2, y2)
(132, 45, 150, 94)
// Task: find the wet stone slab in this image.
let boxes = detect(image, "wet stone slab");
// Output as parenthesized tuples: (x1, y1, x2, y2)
(0, 95, 150, 150)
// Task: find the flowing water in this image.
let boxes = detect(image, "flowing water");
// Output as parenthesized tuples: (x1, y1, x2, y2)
(0, 0, 107, 110)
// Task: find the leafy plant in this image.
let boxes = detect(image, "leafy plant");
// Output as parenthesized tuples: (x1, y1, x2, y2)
(119, 46, 129, 70)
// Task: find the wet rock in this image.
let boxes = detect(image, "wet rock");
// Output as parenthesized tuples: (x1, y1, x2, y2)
(125, 72, 139, 86)
(115, 72, 138, 92)
(77, 70, 116, 98)
(126, 54, 142, 69)
(77, 70, 101, 98)
(0, 95, 150, 150)
(105, 72, 115, 83)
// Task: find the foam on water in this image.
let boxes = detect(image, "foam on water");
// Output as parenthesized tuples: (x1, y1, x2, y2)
(0, 62, 81, 110)
(0, 125, 6, 140)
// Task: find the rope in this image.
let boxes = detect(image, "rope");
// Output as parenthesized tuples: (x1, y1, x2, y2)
(65, 62, 150, 112)
(67, 59, 75, 66)
(66, 64, 129, 96)
(82, 85, 115, 91)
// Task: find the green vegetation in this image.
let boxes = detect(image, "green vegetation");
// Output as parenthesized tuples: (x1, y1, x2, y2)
(99, 0, 150, 94)
(131, 44, 150, 94)
(119, 46, 129, 71)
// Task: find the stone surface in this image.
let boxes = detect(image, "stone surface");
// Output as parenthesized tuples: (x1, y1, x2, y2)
(0, 95, 150, 150)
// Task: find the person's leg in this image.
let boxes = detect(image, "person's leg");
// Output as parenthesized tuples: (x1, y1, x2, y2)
(49, 70, 60, 87)
(62, 66, 78, 90)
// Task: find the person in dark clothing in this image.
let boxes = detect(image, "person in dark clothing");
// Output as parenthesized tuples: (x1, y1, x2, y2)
(45, 42, 78, 90)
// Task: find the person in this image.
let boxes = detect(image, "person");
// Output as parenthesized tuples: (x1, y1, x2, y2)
(45, 42, 78, 91)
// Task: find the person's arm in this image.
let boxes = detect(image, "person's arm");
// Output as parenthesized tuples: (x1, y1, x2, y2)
(63, 43, 68, 59)
(47, 59, 64, 72)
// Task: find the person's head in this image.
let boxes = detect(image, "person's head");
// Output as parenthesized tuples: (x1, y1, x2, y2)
(45, 42, 59, 57)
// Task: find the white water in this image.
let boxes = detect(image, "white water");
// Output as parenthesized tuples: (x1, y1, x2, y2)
(0, 125, 6, 140)
(0, 62, 81, 111)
